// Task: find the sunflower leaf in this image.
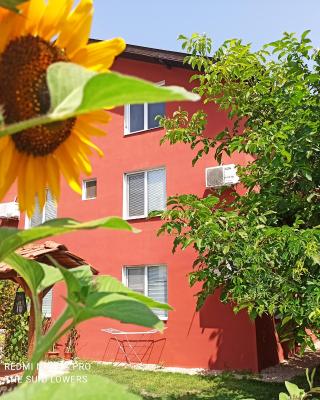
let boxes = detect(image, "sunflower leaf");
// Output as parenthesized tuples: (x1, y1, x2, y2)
(56, 268, 166, 330)
(0, 0, 28, 13)
(51, 62, 200, 116)
(2, 374, 141, 400)
(0, 62, 199, 136)
(0, 216, 138, 261)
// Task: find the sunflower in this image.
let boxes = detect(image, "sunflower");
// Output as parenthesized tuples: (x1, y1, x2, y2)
(0, 0, 125, 216)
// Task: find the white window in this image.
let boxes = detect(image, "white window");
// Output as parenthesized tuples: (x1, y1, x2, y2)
(124, 168, 166, 219)
(82, 178, 97, 200)
(42, 288, 53, 318)
(25, 189, 57, 228)
(124, 81, 166, 134)
(123, 265, 168, 320)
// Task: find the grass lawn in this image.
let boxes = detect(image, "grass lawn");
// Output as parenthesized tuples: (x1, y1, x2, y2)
(84, 362, 307, 400)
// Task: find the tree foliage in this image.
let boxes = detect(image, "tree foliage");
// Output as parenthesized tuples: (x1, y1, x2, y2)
(156, 32, 320, 350)
(0, 281, 28, 363)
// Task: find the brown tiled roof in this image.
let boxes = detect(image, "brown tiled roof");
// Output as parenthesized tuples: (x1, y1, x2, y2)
(120, 44, 188, 68)
(0, 241, 98, 280)
(89, 40, 190, 69)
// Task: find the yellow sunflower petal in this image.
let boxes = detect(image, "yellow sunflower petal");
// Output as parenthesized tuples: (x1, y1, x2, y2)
(0, 9, 9, 21)
(56, 0, 93, 58)
(0, 147, 19, 201)
(55, 143, 82, 194)
(72, 38, 126, 71)
(74, 128, 104, 157)
(79, 110, 111, 125)
(17, 155, 28, 214)
(76, 117, 108, 137)
(0, 136, 10, 153)
(37, 0, 73, 40)
(21, 0, 46, 36)
(24, 156, 37, 216)
(73, 152, 92, 175)
(0, 138, 14, 187)
(34, 157, 46, 209)
(46, 155, 60, 199)
(65, 136, 92, 175)
(0, 8, 26, 51)
(0, 14, 14, 52)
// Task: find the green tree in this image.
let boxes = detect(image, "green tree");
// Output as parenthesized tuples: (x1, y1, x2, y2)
(0, 281, 28, 363)
(155, 32, 320, 350)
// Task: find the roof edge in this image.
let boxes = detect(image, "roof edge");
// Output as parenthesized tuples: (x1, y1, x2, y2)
(89, 39, 191, 69)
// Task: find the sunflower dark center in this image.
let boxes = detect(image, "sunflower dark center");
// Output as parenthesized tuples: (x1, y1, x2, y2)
(0, 35, 75, 156)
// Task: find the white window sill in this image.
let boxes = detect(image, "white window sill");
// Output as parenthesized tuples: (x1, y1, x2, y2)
(124, 213, 164, 221)
(82, 197, 97, 201)
(124, 215, 147, 220)
(124, 126, 162, 136)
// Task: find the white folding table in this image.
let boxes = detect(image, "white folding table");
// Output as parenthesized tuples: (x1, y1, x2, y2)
(101, 328, 160, 365)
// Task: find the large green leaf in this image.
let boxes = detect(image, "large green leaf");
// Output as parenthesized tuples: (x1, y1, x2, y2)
(0, 0, 27, 13)
(96, 275, 172, 311)
(38, 264, 93, 293)
(0, 216, 137, 261)
(58, 268, 166, 330)
(2, 375, 141, 400)
(76, 294, 164, 330)
(56, 263, 94, 305)
(0, 62, 200, 137)
(4, 253, 90, 294)
(4, 253, 44, 294)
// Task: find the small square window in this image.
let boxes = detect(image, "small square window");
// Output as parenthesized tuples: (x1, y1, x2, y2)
(82, 179, 97, 200)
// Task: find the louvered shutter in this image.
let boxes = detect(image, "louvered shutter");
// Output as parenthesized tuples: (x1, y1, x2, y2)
(30, 196, 43, 227)
(128, 172, 145, 217)
(147, 169, 166, 213)
(148, 266, 167, 319)
(42, 288, 53, 318)
(126, 267, 145, 294)
(44, 190, 57, 221)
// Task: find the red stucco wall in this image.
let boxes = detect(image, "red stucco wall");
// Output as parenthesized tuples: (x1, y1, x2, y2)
(4, 56, 263, 371)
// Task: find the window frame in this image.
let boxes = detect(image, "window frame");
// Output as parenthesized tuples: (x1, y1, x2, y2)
(123, 167, 166, 220)
(82, 178, 97, 200)
(124, 80, 165, 135)
(122, 264, 168, 321)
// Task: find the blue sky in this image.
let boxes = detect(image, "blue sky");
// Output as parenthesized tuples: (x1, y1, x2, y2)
(92, 0, 320, 52)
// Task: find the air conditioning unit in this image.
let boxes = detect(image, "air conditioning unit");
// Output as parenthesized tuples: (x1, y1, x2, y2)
(0, 202, 20, 218)
(205, 164, 239, 188)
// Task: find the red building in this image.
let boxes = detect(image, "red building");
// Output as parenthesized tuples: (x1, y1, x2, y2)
(2, 44, 282, 372)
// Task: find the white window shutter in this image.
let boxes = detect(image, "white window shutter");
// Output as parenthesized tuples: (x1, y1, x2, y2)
(126, 267, 145, 294)
(148, 266, 168, 319)
(30, 196, 43, 227)
(147, 169, 166, 213)
(42, 288, 53, 318)
(44, 190, 57, 221)
(128, 173, 145, 217)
